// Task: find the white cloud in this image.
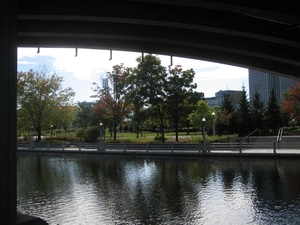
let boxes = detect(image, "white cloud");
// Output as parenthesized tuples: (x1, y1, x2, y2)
(17, 47, 249, 101)
(17, 60, 36, 65)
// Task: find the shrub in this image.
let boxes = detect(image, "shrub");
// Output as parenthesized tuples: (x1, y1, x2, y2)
(44, 133, 78, 142)
(153, 135, 167, 142)
(75, 128, 85, 140)
(82, 126, 100, 142)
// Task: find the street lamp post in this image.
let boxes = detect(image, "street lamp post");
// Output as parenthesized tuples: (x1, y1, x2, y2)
(99, 122, 103, 151)
(212, 112, 215, 136)
(50, 124, 53, 136)
(202, 118, 206, 153)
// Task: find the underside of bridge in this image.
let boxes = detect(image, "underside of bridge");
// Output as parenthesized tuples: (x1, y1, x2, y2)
(18, 0, 300, 80)
(1, 1, 300, 224)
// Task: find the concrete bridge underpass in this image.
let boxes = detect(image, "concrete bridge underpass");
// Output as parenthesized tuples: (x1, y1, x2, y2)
(1, 0, 300, 223)
(17, 0, 300, 79)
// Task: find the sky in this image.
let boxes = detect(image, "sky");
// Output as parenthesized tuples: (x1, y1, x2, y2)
(17, 47, 249, 102)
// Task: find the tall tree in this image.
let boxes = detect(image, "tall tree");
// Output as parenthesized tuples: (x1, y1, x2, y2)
(251, 91, 265, 132)
(265, 88, 282, 133)
(92, 64, 132, 140)
(217, 91, 236, 134)
(282, 82, 300, 121)
(125, 66, 146, 138)
(17, 69, 75, 141)
(237, 86, 251, 136)
(164, 65, 197, 142)
(53, 105, 77, 134)
(219, 109, 233, 135)
(74, 101, 95, 129)
(129, 54, 168, 142)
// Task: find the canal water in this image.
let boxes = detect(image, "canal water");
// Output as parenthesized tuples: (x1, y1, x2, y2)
(17, 153, 300, 225)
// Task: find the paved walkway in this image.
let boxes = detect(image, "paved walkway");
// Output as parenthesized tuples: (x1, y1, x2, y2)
(17, 147, 300, 158)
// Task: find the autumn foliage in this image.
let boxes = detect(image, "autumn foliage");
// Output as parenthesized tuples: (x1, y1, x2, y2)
(282, 83, 300, 121)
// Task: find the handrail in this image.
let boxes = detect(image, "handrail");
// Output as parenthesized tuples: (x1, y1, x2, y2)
(242, 128, 259, 142)
(277, 128, 283, 142)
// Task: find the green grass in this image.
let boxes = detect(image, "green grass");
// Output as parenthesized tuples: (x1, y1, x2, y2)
(91, 131, 237, 143)
(31, 131, 238, 143)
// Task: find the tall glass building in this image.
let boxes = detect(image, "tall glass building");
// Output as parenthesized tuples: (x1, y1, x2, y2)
(249, 69, 298, 105)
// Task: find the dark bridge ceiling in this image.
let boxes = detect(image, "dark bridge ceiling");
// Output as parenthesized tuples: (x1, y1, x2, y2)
(18, 0, 300, 80)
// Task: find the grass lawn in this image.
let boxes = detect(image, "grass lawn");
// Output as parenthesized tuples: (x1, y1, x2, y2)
(33, 130, 237, 143)
(90, 131, 236, 143)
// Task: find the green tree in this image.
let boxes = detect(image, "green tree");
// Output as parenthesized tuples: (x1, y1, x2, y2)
(164, 65, 197, 142)
(17, 69, 75, 141)
(125, 67, 146, 138)
(74, 101, 95, 138)
(188, 100, 213, 133)
(129, 54, 168, 142)
(237, 86, 251, 136)
(74, 102, 94, 129)
(251, 91, 265, 132)
(184, 91, 205, 133)
(52, 105, 77, 134)
(265, 88, 282, 133)
(217, 91, 236, 134)
(219, 109, 233, 135)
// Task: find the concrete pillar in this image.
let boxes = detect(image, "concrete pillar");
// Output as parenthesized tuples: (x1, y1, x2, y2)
(0, 0, 17, 223)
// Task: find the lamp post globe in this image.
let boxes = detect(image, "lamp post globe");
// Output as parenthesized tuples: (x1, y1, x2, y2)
(202, 118, 207, 153)
(99, 123, 103, 151)
(212, 112, 216, 136)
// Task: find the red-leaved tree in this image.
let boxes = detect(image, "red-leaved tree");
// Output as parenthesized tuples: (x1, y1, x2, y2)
(282, 83, 300, 121)
(92, 64, 132, 140)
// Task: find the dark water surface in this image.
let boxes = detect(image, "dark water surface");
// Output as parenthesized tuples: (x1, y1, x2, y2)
(17, 153, 300, 225)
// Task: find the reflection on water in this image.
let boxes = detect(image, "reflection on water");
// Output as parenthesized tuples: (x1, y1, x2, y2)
(17, 153, 300, 225)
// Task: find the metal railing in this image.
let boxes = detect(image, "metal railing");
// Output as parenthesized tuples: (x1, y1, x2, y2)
(277, 128, 284, 142)
(242, 128, 259, 142)
(17, 141, 300, 155)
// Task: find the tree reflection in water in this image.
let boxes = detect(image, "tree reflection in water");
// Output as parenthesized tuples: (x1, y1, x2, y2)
(17, 153, 300, 225)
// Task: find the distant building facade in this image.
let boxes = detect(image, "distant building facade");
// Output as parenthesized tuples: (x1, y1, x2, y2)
(205, 90, 242, 108)
(249, 69, 298, 105)
(102, 77, 109, 89)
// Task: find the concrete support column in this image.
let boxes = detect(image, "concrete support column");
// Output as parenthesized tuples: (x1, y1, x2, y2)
(0, 0, 17, 224)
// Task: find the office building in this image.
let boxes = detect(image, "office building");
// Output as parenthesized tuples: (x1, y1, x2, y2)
(102, 77, 109, 89)
(206, 90, 242, 108)
(249, 69, 298, 105)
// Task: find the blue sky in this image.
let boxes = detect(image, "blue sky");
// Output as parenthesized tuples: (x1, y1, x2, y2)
(17, 47, 249, 102)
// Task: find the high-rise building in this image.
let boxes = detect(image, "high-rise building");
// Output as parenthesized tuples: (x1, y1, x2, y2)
(100, 72, 109, 89)
(102, 77, 108, 89)
(249, 69, 298, 105)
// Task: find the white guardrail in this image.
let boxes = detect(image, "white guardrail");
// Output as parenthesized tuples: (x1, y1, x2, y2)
(17, 141, 300, 154)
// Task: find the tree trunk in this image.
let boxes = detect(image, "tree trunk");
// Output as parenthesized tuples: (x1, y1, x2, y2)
(136, 125, 139, 138)
(157, 103, 165, 142)
(175, 122, 179, 142)
(159, 113, 165, 143)
(174, 113, 179, 142)
(37, 127, 42, 142)
(113, 124, 117, 140)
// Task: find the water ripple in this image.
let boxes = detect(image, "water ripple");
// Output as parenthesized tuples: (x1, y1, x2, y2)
(17, 154, 300, 224)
